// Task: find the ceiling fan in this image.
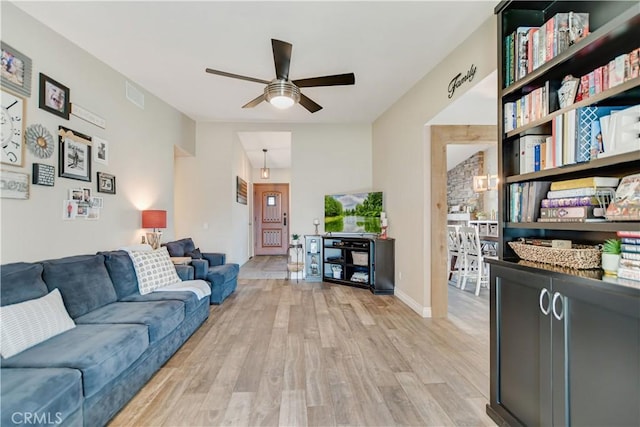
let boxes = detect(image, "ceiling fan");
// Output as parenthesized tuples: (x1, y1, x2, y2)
(205, 39, 355, 113)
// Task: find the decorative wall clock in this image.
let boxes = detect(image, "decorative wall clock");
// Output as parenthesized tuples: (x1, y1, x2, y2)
(26, 124, 54, 159)
(1, 88, 25, 166)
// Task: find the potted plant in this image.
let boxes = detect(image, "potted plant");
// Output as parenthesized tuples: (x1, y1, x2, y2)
(291, 233, 300, 245)
(601, 238, 621, 276)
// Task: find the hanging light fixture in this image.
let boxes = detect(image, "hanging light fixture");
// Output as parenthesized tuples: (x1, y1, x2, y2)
(260, 148, 270, 179)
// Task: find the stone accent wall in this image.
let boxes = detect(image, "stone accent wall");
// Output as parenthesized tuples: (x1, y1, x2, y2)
(447, 151, 484, 213)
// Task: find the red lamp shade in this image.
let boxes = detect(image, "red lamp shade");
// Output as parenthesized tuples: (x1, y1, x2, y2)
(141, 210, 167, 229)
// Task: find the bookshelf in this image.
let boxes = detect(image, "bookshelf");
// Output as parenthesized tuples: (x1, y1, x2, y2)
(497, 1, 640, 258)
(488, 2, 640, 427)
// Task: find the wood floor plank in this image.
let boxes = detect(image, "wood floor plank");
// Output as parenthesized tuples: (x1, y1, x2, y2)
(109, 257, 495, 427)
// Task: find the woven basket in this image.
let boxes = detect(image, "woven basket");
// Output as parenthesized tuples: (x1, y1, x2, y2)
(508, 241, 601, 269)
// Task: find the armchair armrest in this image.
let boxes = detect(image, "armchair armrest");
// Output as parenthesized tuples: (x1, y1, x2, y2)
(202, 252, 225, 266)
(174, 265, 194, 281)
(190, 259, 209, 280)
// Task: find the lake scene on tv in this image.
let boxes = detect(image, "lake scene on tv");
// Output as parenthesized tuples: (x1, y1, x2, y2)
(324, 192, 383, 233)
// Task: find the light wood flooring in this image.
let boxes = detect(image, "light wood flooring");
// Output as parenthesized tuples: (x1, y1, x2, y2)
(110, 257, 493, 426)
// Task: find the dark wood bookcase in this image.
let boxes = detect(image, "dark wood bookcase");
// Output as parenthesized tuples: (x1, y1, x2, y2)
(489, 2, 640, 426)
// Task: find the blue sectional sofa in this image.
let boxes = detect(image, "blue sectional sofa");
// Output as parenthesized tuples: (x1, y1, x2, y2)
(164, 238, 239, 304)
(0, 250, 209, 427)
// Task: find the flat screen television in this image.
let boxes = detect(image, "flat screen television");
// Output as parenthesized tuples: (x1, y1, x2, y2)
(324, 191, 383, 234)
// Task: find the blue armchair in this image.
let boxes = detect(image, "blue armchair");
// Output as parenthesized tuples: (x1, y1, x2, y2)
(164, 238, 239, 304)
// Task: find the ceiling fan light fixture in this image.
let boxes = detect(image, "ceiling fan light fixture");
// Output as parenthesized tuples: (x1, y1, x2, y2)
(265, 80, 300, 109)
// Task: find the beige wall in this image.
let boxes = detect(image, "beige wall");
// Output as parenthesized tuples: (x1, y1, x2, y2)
(1, 4, 195, 263)
(372, 15, 497, 316)
(175, 122, 372, 265)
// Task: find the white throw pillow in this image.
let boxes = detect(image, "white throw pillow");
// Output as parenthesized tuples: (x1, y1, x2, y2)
(0, 288, 76, 359)
(128, 246, 181, 295)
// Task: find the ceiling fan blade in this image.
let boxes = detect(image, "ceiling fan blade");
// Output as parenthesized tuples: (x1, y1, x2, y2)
(205, 68, 270, 85)
(272, 39, 292, 81)
(242, 94, 265, 109)
(292, 73, 355, 88)
(299, 93, 323, 113)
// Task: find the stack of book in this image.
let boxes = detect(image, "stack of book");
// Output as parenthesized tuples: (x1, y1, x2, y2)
(538, 176, 619, 222)
(509, 181, 551, 223)
(618, 231, 640, 282)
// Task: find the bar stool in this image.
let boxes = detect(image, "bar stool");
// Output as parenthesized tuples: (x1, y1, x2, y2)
(458, 226, 490, 296)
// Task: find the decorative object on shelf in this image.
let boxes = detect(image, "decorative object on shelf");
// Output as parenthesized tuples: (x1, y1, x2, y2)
(380, 211, 388, 239)
(0, 170, 29, 199)
(58, 126, 91, 182)
(557, 75, 579, 108)
(291, 233, 300, 245)
(1, 88, 25, 166)
(71, 103, 106, 128)
(260, 148, 270, 179)
(32, 163, 54, 186)
(1, 42, 32, 97)
(605, 173, 640, 221)
(331, 264, 343, 279)
(236, 176, 247, 204)
(25, 124, 54, 159)
(39, 73, 70, 119)
(313, 218, 320, 234)
(601, 238, 621, 276)
(508, 241, 601, 270)
(141, 209, 167, 250)
(93, 136, 108, 166)
(96, 172, 116, 194)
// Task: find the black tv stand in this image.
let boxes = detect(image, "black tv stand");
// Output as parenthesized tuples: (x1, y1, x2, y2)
(322, 236, 395, 295)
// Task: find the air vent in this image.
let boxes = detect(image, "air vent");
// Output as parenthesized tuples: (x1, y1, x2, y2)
(125, 81, 145, 109)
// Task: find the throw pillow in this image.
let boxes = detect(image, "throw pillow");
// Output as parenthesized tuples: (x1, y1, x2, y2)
(0, 288, 76, 359)
(128, 246, 181, 295)
(186, 248, 203, 259)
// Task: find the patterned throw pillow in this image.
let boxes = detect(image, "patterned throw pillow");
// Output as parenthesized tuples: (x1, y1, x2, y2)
(128, 247, 181, 295)
(0, 288, 76, 358)
(185, 248, 203, 259)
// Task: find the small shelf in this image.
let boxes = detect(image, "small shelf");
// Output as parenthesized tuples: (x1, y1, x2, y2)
(506, 221, 640, 232)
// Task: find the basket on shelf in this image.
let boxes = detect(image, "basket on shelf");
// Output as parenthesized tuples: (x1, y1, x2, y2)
(351, 252, 369, 266)
(508, 241, 601, 269)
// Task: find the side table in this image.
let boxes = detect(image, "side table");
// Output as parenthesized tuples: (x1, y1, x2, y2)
(287, 243, 303, 282)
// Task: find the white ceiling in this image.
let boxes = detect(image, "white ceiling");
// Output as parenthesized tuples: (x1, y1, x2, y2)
(13, 0, 497, 124)
(237, 131, 291, 169)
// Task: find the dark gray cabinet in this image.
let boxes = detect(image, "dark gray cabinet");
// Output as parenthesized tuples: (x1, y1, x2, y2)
(489, 261, 640, 426)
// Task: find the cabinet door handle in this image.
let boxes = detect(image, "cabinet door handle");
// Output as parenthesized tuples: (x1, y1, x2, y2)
(552, 292, 564, 320)
(539, 288, 551, 315)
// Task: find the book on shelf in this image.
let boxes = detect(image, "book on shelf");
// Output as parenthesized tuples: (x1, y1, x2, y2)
(550, 176, 620, 191)
(516, 27, 534, 81)
(575, 106, 630, 163)
(546, 186, 616, 199)
(618, 231, 640, 238)
(621, 244, 640, 254)
(617, 266, 640, 282)
(519, 135, 550, 174)
(568, 11, 589, 45)
(598, 105, 640, 159)
(508, 181, 551, 222)
(622, 252, 640, 261)
(620, 258, 640, 268)
(538, 206, 604, 222)
(541, 196, 600, 208)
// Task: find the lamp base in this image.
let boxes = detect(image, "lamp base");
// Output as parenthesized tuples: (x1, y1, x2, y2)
(146, 232, 163, 250)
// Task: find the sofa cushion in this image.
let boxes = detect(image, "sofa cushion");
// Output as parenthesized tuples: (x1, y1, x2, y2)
(41, 255, 118, 319)
(100, 250, 139, 299)
(1, 368, 82, 427)
(164, 238, 195, 257)
(185, 247, 203, 259)
(1, 324, 148, 398)
(206, 263, 240, 286)
(128, 247, 181, 295)
(0, 263, 48, 306)
(1, 289, 76, 359)
(120, 291, 200, 316)
(74, 301, 184, 343)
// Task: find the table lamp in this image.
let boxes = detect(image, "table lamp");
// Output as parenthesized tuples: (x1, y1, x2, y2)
(313, 218, 320, 234)
(141, 209, 166, 249)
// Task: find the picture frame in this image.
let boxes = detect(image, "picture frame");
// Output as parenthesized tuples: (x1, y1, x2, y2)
(59, 127, 91, 182)
(1, 42, 32, 97)
(97, 172, 116, 194)
(0, 170, 29, 199)
(39, 73, 70, 119)
(236, 176, 247, 205)
(93, 136, 109, 166)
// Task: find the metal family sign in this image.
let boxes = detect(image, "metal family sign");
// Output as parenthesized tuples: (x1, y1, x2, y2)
(448, 64, 477, 99)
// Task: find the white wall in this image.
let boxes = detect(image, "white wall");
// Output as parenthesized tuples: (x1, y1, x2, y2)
(175, 122, 372, 265)
(1, 4, 195, 263)
(372, 16, 497, 316)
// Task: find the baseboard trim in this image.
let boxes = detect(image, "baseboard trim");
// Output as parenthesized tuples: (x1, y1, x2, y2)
(394, 288, 432, 318)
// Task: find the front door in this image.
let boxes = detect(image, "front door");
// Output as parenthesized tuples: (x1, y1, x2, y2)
(254, 183, 289, 255)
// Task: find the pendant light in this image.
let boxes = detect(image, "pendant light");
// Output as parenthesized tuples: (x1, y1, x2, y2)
(260, 148, 270, 179)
